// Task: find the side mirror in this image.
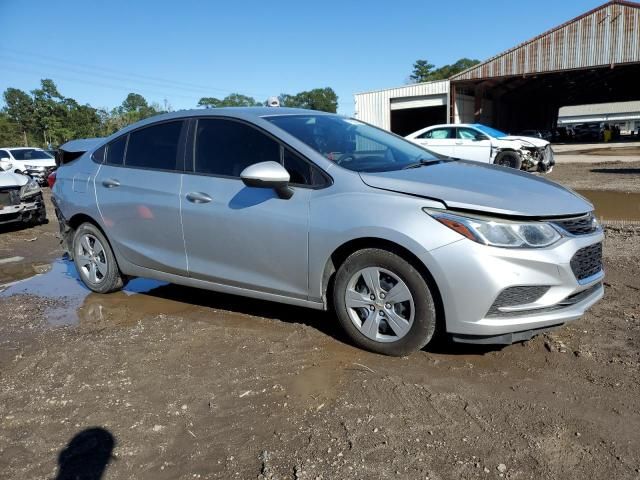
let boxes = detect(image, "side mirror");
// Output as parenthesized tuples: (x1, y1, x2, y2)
(475, 134, 489, 141)
(240, 161, 293, 199)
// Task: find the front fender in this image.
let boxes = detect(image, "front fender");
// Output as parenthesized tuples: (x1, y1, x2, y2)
(308, 190, 463, 303)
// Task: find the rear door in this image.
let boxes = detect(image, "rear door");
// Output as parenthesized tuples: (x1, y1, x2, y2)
(413, 127, 455, 157)
(453, 127, 492, 163)
(95, 120, 188, 275)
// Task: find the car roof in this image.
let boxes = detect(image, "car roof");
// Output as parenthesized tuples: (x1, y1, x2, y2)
(102, 107, 336, 142)
(421, 124, 477, 129)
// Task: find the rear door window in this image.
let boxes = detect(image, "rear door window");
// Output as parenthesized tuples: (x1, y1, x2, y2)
(125, 121, 184, 170)
(105, 136, 127, 166)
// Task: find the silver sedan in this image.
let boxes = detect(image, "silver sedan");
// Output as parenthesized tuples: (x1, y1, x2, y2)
(52, 108, 603, 355)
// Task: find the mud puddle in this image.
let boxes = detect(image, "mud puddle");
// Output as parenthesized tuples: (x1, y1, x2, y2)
(576, 189, 640, 221)
(0, 257, 332, 335)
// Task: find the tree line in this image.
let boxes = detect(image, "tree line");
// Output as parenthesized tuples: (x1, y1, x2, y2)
(0, 79, 338, 148)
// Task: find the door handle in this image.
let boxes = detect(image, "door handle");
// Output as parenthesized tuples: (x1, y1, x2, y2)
(455, 141, 463, 145)
(102, 178, 120, 188)
(186, 192, 212, 204)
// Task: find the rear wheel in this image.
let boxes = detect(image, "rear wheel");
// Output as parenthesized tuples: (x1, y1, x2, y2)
(494, 151, 522, 170)
(333, 248, 437, 356)
(72, 223, 124, 293)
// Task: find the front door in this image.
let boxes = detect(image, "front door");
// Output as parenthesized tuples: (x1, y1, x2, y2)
(95, 120, 188, 275)
(453, 127, 492, 163)
(180, 118, 311, 299)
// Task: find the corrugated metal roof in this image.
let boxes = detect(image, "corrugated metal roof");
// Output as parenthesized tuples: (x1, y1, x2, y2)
(354, 80, 449, 97)
(451, 0, 640, 81)
(559, 100, 640, 116)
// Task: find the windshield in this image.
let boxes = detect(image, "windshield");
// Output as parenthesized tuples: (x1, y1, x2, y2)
(265, 114, 445, 172)
(9, 149, 54, 160)
(473, 124, 508, 138)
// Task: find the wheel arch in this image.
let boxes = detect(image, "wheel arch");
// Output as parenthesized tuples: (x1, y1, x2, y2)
(65, 213, 121, 269)
(321, 237, 445, 330)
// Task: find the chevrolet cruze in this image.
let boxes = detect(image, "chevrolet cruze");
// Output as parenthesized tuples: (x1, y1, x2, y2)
(51, 108, 604, 356)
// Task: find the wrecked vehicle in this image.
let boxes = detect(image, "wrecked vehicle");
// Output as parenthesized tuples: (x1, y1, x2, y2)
(405, 123, 555, 173)
(0, 164, 47, 227)
(52, 108, 602, 356)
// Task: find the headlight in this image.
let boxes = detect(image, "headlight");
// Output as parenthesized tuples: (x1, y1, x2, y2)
(19, 178, 41, 199)
(425, 209, 562, 248)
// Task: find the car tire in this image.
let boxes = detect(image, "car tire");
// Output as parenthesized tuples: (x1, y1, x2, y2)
(333, 248, 437, 356)
(72, 222, 124, 293)
(494, 151, 522, 170)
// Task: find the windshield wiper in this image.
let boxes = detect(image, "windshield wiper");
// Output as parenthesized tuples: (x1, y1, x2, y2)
(402, 158, 444, 169)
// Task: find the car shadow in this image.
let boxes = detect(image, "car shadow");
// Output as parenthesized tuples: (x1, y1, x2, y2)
(124, 281, 352, 345)
(55, 427, 115, 480)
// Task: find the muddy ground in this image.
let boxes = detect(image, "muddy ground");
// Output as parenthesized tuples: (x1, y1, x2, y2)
(548, 161, 640, 194)
(1, 163, 639, 480)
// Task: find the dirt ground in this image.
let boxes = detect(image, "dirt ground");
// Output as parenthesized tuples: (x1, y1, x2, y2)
(1, 165, 639, 480)
(547, 161, 640, 194)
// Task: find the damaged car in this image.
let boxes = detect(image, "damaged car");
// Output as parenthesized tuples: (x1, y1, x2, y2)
(0, 163, 47, 227)
(405, 123, 555, 173)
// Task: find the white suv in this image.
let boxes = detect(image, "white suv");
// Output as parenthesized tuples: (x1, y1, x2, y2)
(0, 147, 57, 185)
(406, 123, 554, 173)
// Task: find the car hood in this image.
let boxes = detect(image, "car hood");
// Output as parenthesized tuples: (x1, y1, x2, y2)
(501, 135, 549, 148)
(17, 158, 56, 167)
(0, 171, 29, 188)
(359, 160, 592, 218)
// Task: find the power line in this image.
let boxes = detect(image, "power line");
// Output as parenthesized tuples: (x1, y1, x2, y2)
(2, 64, 206, 105)
(0, 48, 272, 99)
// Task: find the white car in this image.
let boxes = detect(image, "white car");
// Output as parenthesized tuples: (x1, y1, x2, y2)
(0, 147, 57, 185)
(0, 164, 47, 227)
(405, 123, 555, 173)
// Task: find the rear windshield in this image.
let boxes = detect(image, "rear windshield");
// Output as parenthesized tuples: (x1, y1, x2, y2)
(10, 149, 54, 160)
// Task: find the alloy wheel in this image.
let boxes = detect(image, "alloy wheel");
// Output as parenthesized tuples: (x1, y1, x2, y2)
(344, 267, 415, 343)
(75, 233, 108, 284)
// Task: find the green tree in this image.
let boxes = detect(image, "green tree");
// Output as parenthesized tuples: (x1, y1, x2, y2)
(197, 93, 261, 108)
(409, 58, 481, 83)
(277, 88, 338, 113)
(3, 87, 34, 146)
(0, 112, 24, 146)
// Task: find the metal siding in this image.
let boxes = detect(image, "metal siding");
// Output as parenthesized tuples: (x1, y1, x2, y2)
(451, 1, 640, 81)
(354, 80, 449, 129)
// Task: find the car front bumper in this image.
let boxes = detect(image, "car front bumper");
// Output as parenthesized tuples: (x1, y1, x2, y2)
(422, 230, 605, 341)
(0, 193, 46, 225)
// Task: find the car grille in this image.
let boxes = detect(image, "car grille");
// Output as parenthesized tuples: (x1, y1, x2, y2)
(552, 213, 598, 235)
(570, 243, 603, 281)
(0, 188, 20, 207)
(486, 283, 602, 318)
(486, 285, 550, 316)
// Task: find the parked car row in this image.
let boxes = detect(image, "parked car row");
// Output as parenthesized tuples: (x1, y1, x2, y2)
(0, 147, 57, 186)
(405, 123, 555, 173)
(51, 108, 603, 356)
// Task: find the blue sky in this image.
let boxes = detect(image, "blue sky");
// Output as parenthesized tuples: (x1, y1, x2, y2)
(0, 0, 605, 116)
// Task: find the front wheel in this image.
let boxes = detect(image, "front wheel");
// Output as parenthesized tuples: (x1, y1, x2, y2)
(494, 151, 522, 170)
(72, 223, 124, 293)
(333, 248, 437, 356)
